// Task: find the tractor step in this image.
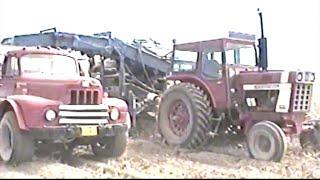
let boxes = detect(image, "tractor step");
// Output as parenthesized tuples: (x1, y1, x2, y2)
(209, 114, 224, 139)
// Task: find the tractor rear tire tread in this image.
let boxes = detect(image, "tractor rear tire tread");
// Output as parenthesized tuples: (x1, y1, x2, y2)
(158, 82, 213, 149)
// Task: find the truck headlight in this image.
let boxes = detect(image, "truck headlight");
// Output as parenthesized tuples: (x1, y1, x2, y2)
(110, 108, 120, 121)
(45, 109, 56, 121)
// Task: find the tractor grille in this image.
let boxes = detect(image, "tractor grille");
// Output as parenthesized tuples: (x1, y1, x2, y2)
(70, 90, 99, 105)
(292, 84, 313, 112)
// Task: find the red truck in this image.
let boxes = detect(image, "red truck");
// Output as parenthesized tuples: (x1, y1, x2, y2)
(0, 45, 130, 165)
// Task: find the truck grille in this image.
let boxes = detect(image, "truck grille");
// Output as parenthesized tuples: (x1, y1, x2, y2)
(58, 105, 109, 124)
(292, 84, 312, 112)
(70, 90, 99, 105)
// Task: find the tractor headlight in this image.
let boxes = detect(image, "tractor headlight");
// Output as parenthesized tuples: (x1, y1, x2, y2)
(296, 72, 303, 81)
(296, 71, 315, 82)
(305, 73, 310, 82)
(310, 72, 316, 82)
(110, 108, 120, 121)
(45, 109, 56, 121)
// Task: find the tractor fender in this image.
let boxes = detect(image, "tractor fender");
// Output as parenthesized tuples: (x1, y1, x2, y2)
(0, 99, 28, 130)
(167, 74, 217, 108)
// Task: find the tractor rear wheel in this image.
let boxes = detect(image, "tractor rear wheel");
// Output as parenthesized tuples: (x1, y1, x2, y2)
(158, 83, 212, 149)
(247, 121, 287, 162)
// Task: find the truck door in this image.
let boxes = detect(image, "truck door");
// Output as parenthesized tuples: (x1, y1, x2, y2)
(0, 56, 19, 98)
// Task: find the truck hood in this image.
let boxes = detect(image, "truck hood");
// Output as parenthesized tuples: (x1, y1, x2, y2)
(17, 75, 103, 104)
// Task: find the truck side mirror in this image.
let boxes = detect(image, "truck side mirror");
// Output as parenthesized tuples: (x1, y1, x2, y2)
(0, 55, 4, 79)
(0, 64, 2, 79)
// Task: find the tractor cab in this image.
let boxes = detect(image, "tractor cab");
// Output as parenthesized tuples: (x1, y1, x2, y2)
(171, 35, 258, 80)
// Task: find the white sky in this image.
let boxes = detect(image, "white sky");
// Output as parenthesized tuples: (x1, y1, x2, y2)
(0, 0, 319, 72)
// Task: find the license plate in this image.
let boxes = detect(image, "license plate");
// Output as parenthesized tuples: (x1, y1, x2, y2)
(81, 126, 98, 136)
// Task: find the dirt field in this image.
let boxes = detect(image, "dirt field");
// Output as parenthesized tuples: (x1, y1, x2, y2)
(1, 82, 320, 179)
(1, 136, 320, 179)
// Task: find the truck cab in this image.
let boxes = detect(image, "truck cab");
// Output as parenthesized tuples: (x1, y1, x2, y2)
(0, 45, 130, 165)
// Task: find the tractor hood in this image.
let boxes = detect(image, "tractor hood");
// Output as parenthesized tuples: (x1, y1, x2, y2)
(233, 69, 315, 88)
(236, 70, 285, 84)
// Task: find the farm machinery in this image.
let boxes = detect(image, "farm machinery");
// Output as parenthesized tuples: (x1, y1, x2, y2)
(2, 11, 320, 162)
(1, 28, 173, 136)
(157, 11, 320, 161)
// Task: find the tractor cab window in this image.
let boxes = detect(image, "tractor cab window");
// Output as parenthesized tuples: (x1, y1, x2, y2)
(202, 52, 222, 79)
(225, 46, 256, 66)
(172, 50, 198, 72)
(238, 46, 256, 66)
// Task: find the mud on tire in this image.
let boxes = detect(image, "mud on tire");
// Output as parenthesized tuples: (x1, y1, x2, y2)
(158, 82, 213, 149)
(0, 111, 34, 165)
(91, 132, 127, 158)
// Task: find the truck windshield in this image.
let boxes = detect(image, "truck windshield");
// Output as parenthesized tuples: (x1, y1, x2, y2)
(20, 54, 78, 77)
(172, 50, 197, 72)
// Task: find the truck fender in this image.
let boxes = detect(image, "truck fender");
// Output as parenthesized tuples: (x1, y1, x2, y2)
(0, 99, 28, 130)
(103, 97, 128, 112)
(103, 97, 129, 124)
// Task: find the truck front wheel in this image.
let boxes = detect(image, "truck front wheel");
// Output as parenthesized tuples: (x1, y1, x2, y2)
(0, 111, 34, 165)
(91, 132, 127, 158)
(247, 121, 287, 162)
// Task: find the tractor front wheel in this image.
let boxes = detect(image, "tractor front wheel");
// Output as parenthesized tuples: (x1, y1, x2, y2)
(247, 121, 287, 162)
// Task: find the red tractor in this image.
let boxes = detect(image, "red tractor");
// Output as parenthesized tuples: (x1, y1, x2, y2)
(0, 45, 130, 165)
(158, 11, 318, 161)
